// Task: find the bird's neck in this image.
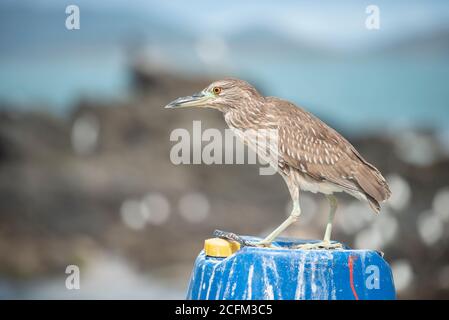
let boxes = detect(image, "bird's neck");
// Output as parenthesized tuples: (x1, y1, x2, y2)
(223, 102, 266, 130)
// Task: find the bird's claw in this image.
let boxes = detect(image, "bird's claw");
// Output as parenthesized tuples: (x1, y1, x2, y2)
(292, 241, 344, 250)
(213, 229, 252, 246)
(212, 230, 273, 248)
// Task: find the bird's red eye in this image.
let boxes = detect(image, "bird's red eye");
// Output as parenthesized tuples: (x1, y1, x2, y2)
(213, 87, 222, 95)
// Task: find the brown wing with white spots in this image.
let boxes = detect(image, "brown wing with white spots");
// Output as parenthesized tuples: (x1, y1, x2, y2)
(267, 97, 391, 212)
(279, 111, 361, 193)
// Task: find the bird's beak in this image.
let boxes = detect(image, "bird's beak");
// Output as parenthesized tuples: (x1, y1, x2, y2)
(165, 91, 213, 109)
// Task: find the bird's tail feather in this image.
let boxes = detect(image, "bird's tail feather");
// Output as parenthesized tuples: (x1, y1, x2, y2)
(367, 195, 381, 213)
(355, 165, 391, 213)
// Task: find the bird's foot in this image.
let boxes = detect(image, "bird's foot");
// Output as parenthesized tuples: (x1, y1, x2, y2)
(212, 230, 275, 248)
(292, 241, 344, 250)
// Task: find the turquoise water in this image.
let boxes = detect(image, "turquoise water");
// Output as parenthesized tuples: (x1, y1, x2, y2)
(1, 49, 447, 133)
(234, 55, 449, 132)
(0, 58, 128, 114)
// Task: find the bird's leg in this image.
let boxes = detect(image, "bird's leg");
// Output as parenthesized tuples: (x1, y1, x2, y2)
(294, 195, 343, 250)
(254, 182, 301, 247)
(254, 201, 301, 247)
(323, 194, 337, 243)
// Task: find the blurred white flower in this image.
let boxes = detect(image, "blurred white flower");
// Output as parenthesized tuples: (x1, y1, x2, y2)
(339, 202, 372, 235)
(354, 227, 382, 249)
(433, 187, 449, 222)
(391, 259, 414, 292)
(179, 192, 210, 223)
(386, 174, 411, 212)
(143, 192, 171, 225)
(355, 208, 398, 249)
(372, 210, 398, 246)
(394, 131, 438, 167)
(71, 113, 99, 155)
(417, 210, 444, 246)
(120, 199, 149, 230)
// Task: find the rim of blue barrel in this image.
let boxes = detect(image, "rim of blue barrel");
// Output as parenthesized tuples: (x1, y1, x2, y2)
(226, 236, 383, 256)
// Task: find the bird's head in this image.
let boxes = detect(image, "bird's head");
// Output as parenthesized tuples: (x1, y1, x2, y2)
(165, 78, 262, 112)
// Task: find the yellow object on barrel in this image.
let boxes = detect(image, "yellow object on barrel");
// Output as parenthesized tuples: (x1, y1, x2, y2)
(204, 238, 240, 258)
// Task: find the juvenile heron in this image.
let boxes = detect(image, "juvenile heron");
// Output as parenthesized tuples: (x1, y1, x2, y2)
(165, 78, 391, 249)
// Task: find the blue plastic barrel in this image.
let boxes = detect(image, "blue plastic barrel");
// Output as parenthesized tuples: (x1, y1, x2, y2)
(186, 237, 396, 300)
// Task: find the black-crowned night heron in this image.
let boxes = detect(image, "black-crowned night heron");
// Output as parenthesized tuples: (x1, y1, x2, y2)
(165, 78, 391, 249)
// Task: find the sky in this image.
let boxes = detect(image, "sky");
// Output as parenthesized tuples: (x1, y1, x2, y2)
(3, 0, 449, 51)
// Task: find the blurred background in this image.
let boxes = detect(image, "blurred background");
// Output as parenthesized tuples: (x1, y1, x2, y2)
(1, 0, 449, 299)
